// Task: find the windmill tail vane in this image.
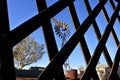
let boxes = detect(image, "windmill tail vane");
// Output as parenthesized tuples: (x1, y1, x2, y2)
(52, 17, 60, 25)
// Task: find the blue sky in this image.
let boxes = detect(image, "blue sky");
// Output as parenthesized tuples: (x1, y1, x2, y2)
(7, 0, 120, 69)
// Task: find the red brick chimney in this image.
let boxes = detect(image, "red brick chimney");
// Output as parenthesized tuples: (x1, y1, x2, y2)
(65, 69, 78, 80)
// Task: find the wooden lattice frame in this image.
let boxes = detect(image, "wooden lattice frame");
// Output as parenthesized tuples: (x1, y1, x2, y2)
(0, 0, 120, 80)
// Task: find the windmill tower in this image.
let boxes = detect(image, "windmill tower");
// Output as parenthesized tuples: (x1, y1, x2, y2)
(52, 18, 71, 71)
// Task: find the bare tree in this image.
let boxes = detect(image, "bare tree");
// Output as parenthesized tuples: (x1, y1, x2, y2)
(13, 36, 45, 69)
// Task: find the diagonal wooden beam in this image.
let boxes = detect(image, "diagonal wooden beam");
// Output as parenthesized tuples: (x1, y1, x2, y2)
(98, 0, 119, 47)
(81, 3, 120, 80)
(1, 0, 75, 48)
(109, 0, 120, 21)
(36, 0, 65, 79)
(84, 0, 113, 68)
(108, 44, 120, 80)
(68, 2, 99, 80)
(37, 0, 107, 79)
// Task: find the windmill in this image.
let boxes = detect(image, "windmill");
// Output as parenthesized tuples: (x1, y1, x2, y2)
(52, 18, 71, 71)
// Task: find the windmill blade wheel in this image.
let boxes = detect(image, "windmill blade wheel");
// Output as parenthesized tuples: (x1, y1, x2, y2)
(54, 21, 70, 39)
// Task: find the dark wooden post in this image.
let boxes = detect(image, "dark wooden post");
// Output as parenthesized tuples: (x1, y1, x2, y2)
(36, 0, 66, 80)
(0, 0, 15, 80)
